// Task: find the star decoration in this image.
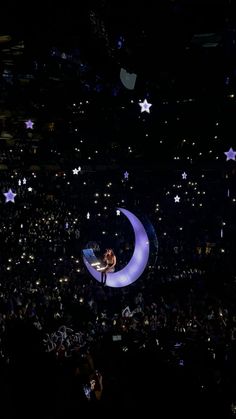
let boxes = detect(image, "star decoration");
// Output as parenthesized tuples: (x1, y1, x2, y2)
(124, 171, 129, 180)
(182, 172, 187, 180)
(139, 99, 152, 113)
(174, 195, 180, 203)
(224, 147, 236, 161)
(18, 180, 21, 186)
(73, 167, 81, 175)
(116, 210, 121, 216)
(28, 187, 33, 192)
(86, 212, 90, 220)
(4, 189, 17, 203)
(23, 178, 27, 185)
(25, 119, 34, 129)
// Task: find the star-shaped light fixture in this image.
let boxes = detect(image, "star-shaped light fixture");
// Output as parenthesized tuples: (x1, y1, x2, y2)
(174, 195, 180, 203)
(72, 167, 81, 175)
(25, 120, 34, 129)
(124, 171, 129, 180)
(182, 172, 187, 180)
(4, 189, 17, 203)
(224, 147, 236, 161)
(139, 99, 152, 113)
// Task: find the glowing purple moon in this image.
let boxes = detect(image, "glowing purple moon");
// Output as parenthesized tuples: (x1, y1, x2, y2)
(83, 208, 150, 288)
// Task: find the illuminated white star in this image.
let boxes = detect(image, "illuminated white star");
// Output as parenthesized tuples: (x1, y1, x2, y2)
(139, 99, 152, 113)
(22, 178, 27, 185)
(224, 147, 236, 161)
(25, 119, 34, 129)
(18, 180, 21, 186)
(116, 210, 120, 216)
(73, 167, 81, 175)
(4, 189, 16, 203)
(174, 195, 180, 203)
(124, 171, 129, 180)
(28, 187, 33, 192)
(86, 212, 90, 220)
(182, 172, 187, 179)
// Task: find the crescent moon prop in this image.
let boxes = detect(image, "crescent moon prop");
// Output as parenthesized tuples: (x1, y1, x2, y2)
(83, 208, 150, 288)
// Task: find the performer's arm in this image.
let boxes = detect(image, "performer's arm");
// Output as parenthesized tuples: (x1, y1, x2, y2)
(110, 255, 116, 269)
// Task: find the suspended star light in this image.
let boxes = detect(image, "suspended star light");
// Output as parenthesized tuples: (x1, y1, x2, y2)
(73, 167, 81, 175)
(139, 99, 152, 113)
(174, 195, 180, 203)
(23, 178, 27, 185)
(86, 212, 90, 220)
(4, 189, 16, 203)
(124, 171, 129, 180)
(116, 209, 121, 216)
(18, 179, 21, 186)
(182, 172, 187, 180)
(224, 147, 236, 161)
(25, 119, 34, 129)
(28, 187, 33, 192)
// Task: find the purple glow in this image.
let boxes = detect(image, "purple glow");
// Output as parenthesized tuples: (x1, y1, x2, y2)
(182, 172, 187, 179)
(124, 171, 129, 180)
(25, 119, 34, 129)
(83, 208, 150, 288)
(224, 147, 236, 161)
(139, 99, 152, 113)
(4, 189, 16, 203)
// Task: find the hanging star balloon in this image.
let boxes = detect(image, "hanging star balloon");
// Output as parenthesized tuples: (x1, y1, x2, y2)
(4, 189, 17, 203)
(224, 147, 236, 161)
(25, 120, 34, 129)
(139, 99, 152, 113)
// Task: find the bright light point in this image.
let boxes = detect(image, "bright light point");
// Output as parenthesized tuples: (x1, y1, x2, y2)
(116, 210, 121, 216)
(182, 172, 187, 179)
